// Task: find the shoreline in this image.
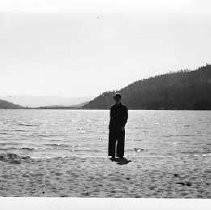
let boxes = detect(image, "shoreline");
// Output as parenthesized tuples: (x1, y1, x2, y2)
(0, 108, 211, 111)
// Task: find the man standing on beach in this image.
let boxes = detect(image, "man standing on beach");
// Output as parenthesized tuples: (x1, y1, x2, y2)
(108, 93, 128, 160)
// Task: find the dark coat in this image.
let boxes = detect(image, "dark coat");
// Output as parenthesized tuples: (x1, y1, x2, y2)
(109, 103, 128, 131)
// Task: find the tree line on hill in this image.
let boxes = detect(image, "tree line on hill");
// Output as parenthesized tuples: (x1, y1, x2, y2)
(83, 65, 211, 110)
(0, 99, 23, 109)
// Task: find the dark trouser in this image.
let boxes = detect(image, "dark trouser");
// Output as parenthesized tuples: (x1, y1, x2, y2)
(108, 129, 125, 158)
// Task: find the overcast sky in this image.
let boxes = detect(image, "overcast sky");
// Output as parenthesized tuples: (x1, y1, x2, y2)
(0, 0, 211, 97)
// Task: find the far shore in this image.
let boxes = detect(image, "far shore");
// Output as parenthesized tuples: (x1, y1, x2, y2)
(0, 107, 211, 111)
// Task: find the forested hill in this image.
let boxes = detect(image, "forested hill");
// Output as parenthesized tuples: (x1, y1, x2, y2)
(0, 99, 23, 109)
(83, 65, 211, 110)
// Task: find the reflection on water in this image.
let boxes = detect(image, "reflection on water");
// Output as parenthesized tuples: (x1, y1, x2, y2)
(0, 110, 210, 159)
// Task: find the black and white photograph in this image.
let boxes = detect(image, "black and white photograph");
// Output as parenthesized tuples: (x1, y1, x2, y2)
(0, 0, 211, 209)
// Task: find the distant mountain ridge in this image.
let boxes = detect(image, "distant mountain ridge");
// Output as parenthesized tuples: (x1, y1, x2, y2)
(0, 96, 92, 108)
(0, 99, 23, 109)
(83, 65, 211, 110)
(37, 101, 89, 109)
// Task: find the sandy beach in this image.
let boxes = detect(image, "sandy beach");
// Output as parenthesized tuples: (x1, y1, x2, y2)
(0, 154, 210, 198)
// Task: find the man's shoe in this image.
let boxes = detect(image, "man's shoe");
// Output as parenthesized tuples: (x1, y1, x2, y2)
(110, 156, 115, 161)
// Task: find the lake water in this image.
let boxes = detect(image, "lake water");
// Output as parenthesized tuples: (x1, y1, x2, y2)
(0, 110, 211, 159)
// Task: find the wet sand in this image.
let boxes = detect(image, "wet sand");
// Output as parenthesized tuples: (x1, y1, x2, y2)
(0, 154, 210, 198)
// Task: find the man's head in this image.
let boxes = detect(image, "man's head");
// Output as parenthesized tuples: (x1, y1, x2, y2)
(113, 93, 122, 105)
